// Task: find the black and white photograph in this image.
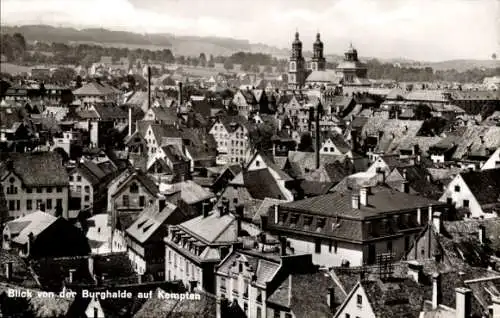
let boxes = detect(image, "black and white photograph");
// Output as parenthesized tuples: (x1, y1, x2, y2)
(0, 0, 499, 317)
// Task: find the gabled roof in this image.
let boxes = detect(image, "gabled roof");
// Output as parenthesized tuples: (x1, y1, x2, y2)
(281, 185, 444, 220)
(112, 169, 159, 199)
(1, 152, 68, 187)
(161, 144, 188, 163)
(387, 166, 443, 200)
(267, 270, 335, 318)
(252, 198, 287, 224)
(126, 201, 180, 244)
(92, 104, 127, 120)
(161, 180, 214, 205)
(243, 169, 286, 200)
(177, 211, 238, 245)
(73, 81, 117, 96)
(7, 211, 58, 244)
(456, 168, 500, 206)
(148, 107, 178, 126)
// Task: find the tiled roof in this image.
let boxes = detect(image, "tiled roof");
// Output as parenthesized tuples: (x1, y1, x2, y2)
(161, 180, 214, 205)
(306, 70, 343, 83)
(404, 90, 448, 102)
(387, 166, 444, 200)
(243, 168, 286, 200)
(450, 90, 498, 101)
(252, 198, 287, 224)
(445, 218, 500, 253)
(133, 288, 216, 318)
(150, 107, 178, 125)
(287, 151, 348, 176)
(459, 168, 500, 205)
(3, 152, 68, 187)
(281, 185, 444, 220)
(178, 211, 238, 245)
(7, 211, 58, 245)
(126, 201, 180, 243)
(450, 126, 500, 160)
(360, 118, 424, 153)
(73, 81, 117, 96)
(92, 104, 127, 120)
(267, 271, 335, 318)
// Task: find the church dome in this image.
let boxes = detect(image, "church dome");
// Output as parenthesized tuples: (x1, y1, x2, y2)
(314, 33, 323, 47)
(293, 31, 302, 45)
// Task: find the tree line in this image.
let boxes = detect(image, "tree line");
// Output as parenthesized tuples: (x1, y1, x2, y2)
(2, 33, 497, 83)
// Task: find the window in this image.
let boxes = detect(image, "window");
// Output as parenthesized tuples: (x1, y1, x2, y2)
(84, 195, 90, 202)
(387, 241, 393, 252)
(257, 307, 262, 318)
(357, 294, 363, 306)
(220, 277, 227, 292)
(123, 195, 129, 207)
(26, 188, 32, 193)
(84, 186, 90, 193)
(323, 147, 328, 152)
(139, 196, 145, 207)
(46, 199, 52, 210)
(130, 182, 139, 193)
(46, 187, 53, 193)
(77, 176, 82, 182)
(315, 239, 321, 254)
(9, 200, 15, 211)
(304, 216, 313, 227)
(56, 187, 62, 193)
(56, 199, 62, 208)
(285, 314, 292, 318)
(69, 175, 74, 182)
(243, 281, 249, 298)
(317, 218, 326, 230)
(255, 160, 260, 167)
(454, 185, 460, 192)
(345, 315, 350, 318)
(77, 186, 82, 192)
(27, 200, 32, 210)
(290, 214, 299, 226)
(446, 197, 452, 205)
(463, 200, 469, 207)
(404, 236, 410, 251)
(274, 309, 280, 318)
(330, 147, 335, 152)
(36, 187, 42, 193)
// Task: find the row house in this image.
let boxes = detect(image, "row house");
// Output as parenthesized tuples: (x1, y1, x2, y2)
(0, 152, 69, 219)
(164, 201, 246, 293)
(125, 198, 188, 281)
(68, 159, 116, 217)
(266, 185, 448, 267)
(209, 116, 251, 165)
(232, 90, 259, 119)
(215, 236, 335, 318)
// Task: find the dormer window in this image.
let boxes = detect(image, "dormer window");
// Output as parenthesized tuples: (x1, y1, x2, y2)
(130, 182, 139, 193)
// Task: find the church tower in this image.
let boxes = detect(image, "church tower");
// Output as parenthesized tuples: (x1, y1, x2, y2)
(288, 31, 306, 90)
(311, 33, 326, 71)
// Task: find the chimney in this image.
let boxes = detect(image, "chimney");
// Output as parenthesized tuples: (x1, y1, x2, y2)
(68, 268, 76, 284)
(158, 199, 166, 212)
(178, 82, 183, 108)
(401, 180, 410, 193)
(222, 198, 230, 214)
(128, 107, 132, 136)
(428, 206, 433, 224)
(359, 187, 369, 206)
(350, 129, 358, 152)
(406, 261, 423, 283)
(327, 287, 336, 313)
(478, 225, 486, 245)
(352, 194, 360, 209)
(492, 295, 500, 318)
(217, 203, 225, 217)
(5, 261, 13, 280)
(432, 273, 442, 309)
(315, 104, 321, 170)
(402, 169, 408, 180)
(27, 232, 34, 256)
(433, 212, 442, 234)
(279, 236, 287, 256)
(202, 202, 210, 218)
(137, 273, 142, 284)
(417, 208, 422, 225)
(455, 287, 472, 318)
(88, 255, 95, 279)
(147, 66, 151, 109)
(235, 204, 244, 236)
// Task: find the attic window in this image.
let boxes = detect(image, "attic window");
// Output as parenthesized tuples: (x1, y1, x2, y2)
(130, 182, 139, 193)
(255, 160, 260, 167)
(454, 185, 461, 192)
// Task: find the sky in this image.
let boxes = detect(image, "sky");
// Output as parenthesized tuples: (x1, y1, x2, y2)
(1, 0, 499, 61)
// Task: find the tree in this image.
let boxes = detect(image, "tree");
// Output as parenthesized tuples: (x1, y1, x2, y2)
(51, 67, 76, 84)
(298, 133, 314, 152)
(251, 65, 260, 73)
(199, 53, 207, 67)
(75, 75, 83, 89)
(191, 57, 199, 67)
(223, 59, 234, 71)
(241, 61, 252, 72)
(208, 54, 215, 68)
(414, 104, 432, 120)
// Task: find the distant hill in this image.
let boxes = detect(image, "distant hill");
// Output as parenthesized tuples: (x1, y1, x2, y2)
(1, 24, 289, 57)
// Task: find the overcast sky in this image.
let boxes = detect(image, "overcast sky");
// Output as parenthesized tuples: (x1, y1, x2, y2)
(1, 0, 499, 61)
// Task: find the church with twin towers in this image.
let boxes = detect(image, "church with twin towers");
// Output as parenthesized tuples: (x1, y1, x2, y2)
(288, 31, 370, 90)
